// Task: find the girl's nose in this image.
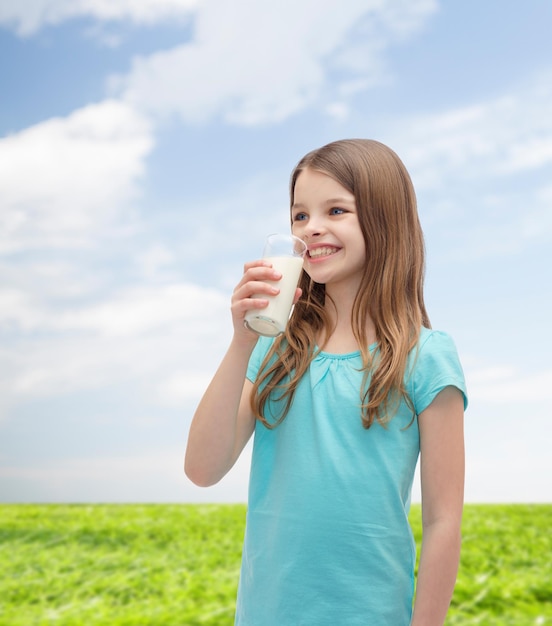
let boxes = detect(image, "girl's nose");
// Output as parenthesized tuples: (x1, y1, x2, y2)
(303, 217, 325, 239)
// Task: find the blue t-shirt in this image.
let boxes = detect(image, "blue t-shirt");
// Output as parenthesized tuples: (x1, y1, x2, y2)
(235, 328, 467, 626)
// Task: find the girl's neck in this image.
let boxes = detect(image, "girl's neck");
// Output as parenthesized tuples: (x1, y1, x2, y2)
(319, 285, 376, 354)
(325, 280, 356, 313)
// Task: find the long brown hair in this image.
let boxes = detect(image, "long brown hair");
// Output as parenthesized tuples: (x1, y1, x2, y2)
(251, 139, 430, 429)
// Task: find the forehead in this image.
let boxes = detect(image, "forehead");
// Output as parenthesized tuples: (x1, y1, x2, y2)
(293, 168, 354, 204)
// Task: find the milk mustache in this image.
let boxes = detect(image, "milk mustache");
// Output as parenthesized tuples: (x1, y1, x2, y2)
(244, 255, 304, 337)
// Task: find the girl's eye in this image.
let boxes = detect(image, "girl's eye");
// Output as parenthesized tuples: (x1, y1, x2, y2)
(330, 207, 345, 215)
(293, 212, 308, 222)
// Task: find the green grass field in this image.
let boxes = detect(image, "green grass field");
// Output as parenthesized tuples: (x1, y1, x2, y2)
(1, 504, 550, 625)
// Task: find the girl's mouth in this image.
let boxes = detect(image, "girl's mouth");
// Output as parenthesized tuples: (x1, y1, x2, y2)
(308, 246, 340, 259)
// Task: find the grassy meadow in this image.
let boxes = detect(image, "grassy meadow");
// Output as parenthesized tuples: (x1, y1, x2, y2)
(0, 503, 550, 625)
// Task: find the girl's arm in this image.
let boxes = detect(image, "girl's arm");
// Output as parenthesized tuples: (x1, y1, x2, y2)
(184, 339, 256, 487)
(184, 260, 289, 487)
(411, 385, 465, 626)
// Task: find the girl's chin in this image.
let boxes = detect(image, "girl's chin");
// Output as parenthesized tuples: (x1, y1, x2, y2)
(304, 273, 325, 285)
(303, 267, 331, 284)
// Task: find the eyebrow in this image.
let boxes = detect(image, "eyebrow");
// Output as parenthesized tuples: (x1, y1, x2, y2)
(291, 197, 355, 210)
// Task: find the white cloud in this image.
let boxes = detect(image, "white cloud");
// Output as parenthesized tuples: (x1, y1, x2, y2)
(387, 71, 552, 258)
(523, 183, 552, 239)
(464, 445, 551, 503)
(467, 365, 552, 404)
(398, 71, 552, 188)
(0, 282, 230, 397)
(0, 446, 251, 502)
(136, 244, 176, 280)
(115, 0, 438, 126)
(0, 289, 39, 333)
(0, 0, 199, 36)
(157, 371, 213, 406)
(0, 99, 154, 253)
(55, 283, 227, 337)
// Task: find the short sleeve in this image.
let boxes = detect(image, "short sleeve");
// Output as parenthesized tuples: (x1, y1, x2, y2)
(408, 329, 468, 415)
(246, 336, 277, 383)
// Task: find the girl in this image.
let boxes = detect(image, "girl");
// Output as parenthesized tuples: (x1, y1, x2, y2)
(185, 139, 467, 625)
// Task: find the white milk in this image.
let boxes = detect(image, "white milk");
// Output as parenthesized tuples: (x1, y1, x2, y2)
(244, 255, 304, 336)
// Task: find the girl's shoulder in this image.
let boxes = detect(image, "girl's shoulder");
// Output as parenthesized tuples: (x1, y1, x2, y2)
(412, 326, 464, 358)
(247, 336, 277, 382)
(418, 325, 451, 341)
(408, 327, 468, 412)
(412, 326, 464, 364)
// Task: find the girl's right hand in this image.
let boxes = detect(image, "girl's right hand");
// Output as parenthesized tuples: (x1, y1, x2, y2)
(230, 259, 282, 344)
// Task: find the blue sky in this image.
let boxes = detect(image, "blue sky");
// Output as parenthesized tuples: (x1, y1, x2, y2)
(0, 0, 551, 504)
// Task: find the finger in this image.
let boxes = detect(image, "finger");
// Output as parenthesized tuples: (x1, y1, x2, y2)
(235, 296, 269, 312)
(233, 269, 282, 295)
(232, 283, 280, 307)
(292, 287, 302, 305)
(243, 259, 273, 273)
(242, 265, 282, 281)
(231, 296, 271, 325)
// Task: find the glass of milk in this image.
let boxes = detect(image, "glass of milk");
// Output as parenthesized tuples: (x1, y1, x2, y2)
(244, 233, 307, 337)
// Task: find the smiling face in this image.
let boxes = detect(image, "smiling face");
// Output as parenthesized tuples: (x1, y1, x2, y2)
(291, 167, 367, 294)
